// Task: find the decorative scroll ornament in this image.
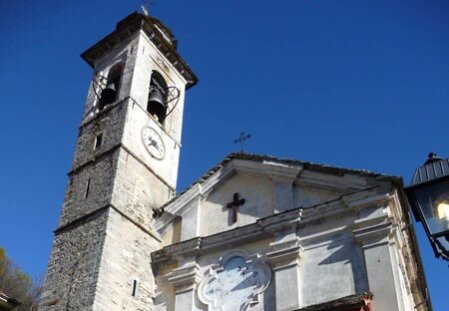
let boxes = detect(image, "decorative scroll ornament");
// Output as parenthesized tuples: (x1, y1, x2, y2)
(198, 250, 271, 311)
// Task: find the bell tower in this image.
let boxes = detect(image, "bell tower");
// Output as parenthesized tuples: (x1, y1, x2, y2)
(39, 12, 197, 310)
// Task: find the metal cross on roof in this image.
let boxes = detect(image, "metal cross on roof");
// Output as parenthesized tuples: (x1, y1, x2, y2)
(141, 0, 154, 16)
(233, 132, 251, 153)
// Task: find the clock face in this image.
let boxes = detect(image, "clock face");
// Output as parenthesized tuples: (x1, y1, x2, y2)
(141, 126, 165, 160)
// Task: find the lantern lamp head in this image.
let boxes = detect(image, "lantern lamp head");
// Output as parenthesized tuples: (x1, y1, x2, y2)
(406, 152, 449, 260)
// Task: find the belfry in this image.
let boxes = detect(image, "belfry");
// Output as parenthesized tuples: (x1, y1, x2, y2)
(40, 12, 431, 311)
(39, 12, 196, 310)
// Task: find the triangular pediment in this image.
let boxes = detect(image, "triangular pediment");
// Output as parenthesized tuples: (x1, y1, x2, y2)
(156, 153, 396, 244)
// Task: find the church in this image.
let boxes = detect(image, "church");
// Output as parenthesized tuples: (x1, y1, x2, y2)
(38, 12, 431, 311)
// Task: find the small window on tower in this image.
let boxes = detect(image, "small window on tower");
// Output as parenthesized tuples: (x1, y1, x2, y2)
(94, 133, 103, 150)
(85, 178, 91, 199)
(147, 71, 168, 123)
(131, 280, 138, 297)
(98, 62, 124, 110)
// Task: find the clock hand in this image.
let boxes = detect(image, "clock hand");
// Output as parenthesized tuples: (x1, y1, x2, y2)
(148, 139, 162, 153)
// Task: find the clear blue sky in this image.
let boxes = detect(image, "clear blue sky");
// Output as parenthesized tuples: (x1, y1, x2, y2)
(1, 0, 448, 309)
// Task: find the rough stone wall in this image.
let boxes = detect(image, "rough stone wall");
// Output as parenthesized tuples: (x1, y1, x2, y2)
(73, 102, 127, 169)
(93, 208, 161, 310)
(39, 209, 109, 311)
(59, 150, 119, 228)
(111, 147, 173, 229)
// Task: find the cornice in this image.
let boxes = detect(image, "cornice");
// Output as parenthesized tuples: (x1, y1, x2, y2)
(154, 187, 393, 264)
(166, 263, 201, 294)
(231, 159, 302, 180)
(296, 170, 369, 192)
(266, 238, 301, 269)
(81, 12, 198, 88)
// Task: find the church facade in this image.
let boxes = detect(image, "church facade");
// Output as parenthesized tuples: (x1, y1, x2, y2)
(39, 12, 431, 311)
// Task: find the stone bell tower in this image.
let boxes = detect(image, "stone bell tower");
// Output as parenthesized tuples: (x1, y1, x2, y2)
(39, 12, 197, 310)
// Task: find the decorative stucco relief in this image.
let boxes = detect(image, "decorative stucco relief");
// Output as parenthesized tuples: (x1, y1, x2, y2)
(198, 250, 271, 311)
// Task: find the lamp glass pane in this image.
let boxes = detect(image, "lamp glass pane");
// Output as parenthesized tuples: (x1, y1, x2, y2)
(413, 178, 449, 236)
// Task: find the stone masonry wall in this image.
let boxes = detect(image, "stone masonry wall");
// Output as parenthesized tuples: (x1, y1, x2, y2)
(39, 209, 109, 311)
(59, 101, 127, 228)
(73, 102, 127, 169)
(59, 150, 119, 228)
(41, 22, 189, 311)
(111, 147, 172, 229)
(93, 208, 161, 310)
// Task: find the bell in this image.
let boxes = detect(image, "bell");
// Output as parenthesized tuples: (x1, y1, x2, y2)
(147, 88, 167, 122)
(99, 83, 117, 109)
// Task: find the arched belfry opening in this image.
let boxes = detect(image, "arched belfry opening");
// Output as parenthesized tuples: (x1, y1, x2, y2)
(147, 71, 168, 123)
(99, 62, 123, 109)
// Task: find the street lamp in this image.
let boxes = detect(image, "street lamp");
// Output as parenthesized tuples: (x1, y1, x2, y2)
(405, 152, 449, 261)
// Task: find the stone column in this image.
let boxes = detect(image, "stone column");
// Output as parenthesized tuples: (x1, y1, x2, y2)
(167, 263, 200, 311)
(266, 237, 301, 311)
(354, 218, 402, 311)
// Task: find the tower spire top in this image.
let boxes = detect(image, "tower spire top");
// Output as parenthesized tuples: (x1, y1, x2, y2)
(141, 0, 154, 16)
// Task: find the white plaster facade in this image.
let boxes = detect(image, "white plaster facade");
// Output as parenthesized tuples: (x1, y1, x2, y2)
(153, 155, 430, 311)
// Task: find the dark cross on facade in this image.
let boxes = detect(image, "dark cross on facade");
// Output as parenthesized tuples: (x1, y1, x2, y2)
(233, 132, 251, 153)
(226, 193, 245, 223)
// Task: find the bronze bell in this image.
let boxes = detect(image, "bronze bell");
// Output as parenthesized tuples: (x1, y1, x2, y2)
(99, 83, 117, 109)
(147, 88, 167, 122)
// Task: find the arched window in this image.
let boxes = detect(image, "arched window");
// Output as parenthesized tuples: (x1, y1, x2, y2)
(99, 62, 123, 109)
(147, 71, 168, 123)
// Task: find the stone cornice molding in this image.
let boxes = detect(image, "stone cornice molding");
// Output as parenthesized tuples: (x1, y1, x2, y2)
(153, 188, 392, 265)
(231, 159, 302, 180)
(295, 170, 368, 192)
(140, 30, 188, 86)
(353, 217, 393, 249)
(81, 12, 198, 88)
(299, 188, 387, 225)
(166, 263, 201, 294)
(351, 193, 395, 250)
(299, 229, 354, 249)
(266, 239, 301, 270)
(156, 162, 386, 235)
(153, 208, 304, 265)
(342, 191, 390, 210)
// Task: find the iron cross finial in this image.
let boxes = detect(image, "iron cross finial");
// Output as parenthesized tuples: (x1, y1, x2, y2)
(233, 132, 251, 153)
(141, 0, 154, 16)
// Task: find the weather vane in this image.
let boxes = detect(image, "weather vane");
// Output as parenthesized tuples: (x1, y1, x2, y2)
(233, 132, 251, 153)
(141, 0, 154, 16)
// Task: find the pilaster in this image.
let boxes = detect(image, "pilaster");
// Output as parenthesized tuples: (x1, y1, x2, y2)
(266, 237, 301, 310)
(353, 216, 401, 311)
(166, 262, 200, 311)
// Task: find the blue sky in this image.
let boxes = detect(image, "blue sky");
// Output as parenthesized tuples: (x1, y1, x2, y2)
(1, 0, 449, 309)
